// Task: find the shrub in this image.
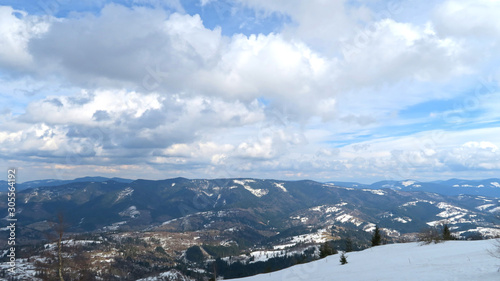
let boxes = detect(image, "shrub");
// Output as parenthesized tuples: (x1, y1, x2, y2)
(418, 227, 442, 244)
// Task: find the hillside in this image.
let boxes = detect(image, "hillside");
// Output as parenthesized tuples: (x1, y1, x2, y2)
(234, 240, 500, 281)
(1, 177, 500, 279)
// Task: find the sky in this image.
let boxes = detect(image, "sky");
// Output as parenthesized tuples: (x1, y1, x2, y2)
(0, 0, 500, 183)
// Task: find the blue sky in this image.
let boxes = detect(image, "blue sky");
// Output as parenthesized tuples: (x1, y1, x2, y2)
(1, 0, 499, 183)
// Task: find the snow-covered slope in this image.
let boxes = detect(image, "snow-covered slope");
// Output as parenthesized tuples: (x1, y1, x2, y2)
(233, 240, 499, 281)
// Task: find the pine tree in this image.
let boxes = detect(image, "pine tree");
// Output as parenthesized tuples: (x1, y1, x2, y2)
(319, 241, 336, 258)
(371, 225, 382, 246)
(442, 224, 453, 240)
(339, 252, 348, 265)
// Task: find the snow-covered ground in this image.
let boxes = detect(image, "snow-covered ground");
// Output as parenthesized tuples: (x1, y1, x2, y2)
(232, 240, 500, 281)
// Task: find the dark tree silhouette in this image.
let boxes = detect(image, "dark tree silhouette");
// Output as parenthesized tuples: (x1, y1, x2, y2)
(442, 224, 453, 240)
(344, 237, 353, 252)
(339, 252, 348, 265)
(319, 241, 337, 258)
(371, 226, 382, 246)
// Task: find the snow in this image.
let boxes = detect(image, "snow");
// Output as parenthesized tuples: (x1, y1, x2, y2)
(232, 240, 500, 281)
(402, 180, 415, 187)
(489, 206, 500, 213)
(103, 221, 127, 231)
(233, 180, 269, 197)
(288, 229, 330, 244)
(273, 243, 295, 250)
(393, 217, 412, 223)
(115, 187, 134, 203)
(309, 205, 342, 213)
(362, 189, 386, 195)
(0, 258, 41, 280)
(491, 182, 500, 188)
(44, 239, 101, 249)
(363, 223, 377, 233)
(459, 227, 500, 238)
(402, 200, 434, 207)
(435, 202, 469, 218)
(476, 204, 496, 211)
(335, 213, 363, 226)
(119, 205, 140, 218)
(273, 182, 287, 192)
(136, 269, 194, 281)
(247, 250, 288, 263)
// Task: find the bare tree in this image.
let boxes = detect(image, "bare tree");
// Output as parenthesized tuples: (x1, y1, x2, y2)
(417, 227, 442, 245)
(56, 213, 65, 281)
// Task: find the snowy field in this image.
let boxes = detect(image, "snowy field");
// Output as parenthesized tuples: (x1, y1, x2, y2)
(233, 240, 500, 281)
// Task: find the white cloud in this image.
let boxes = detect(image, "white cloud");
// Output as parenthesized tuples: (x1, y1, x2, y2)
(2, 1, 500, 182)
(433, 0, 500, 38)
(0, 6, 49, 70)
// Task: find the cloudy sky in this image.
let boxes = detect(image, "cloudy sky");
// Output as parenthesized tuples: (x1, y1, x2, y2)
(1, 0, 500, 183)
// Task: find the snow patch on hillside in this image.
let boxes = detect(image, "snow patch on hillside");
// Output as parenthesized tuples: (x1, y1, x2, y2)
(477, 204, 496, 211)
(363, 223, 376, 233)
(288, 229, 330, 244)
(119, 206, 140, 218)
(273, 182, 287, 192)
(103, 221, 127, 231)
(309, 205, 342, 213)
(489, 206, 500, 213)
(491, 182, 500, 188)
(393, 217, 412, 223)
(115, 187, 134, 203)
(24, 191, 38, 203)
(401, 200, 434, 207)
(233, 180, 269, 197)
(362, 189, 386, 195)
(402, 180, 415, 187)
(459, 227, 500, 237)
(435, 202, 469, 218)
(137, 270, 194, 281)
(335, 213, 363, 226)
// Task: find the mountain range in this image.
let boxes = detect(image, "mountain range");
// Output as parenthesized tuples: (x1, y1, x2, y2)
(4, 177, 500, 197)
(0, 176, 133, 192)
(2, 177, 499, 242)
(1, 176, 500, 280)
(327, 178, 500, 197)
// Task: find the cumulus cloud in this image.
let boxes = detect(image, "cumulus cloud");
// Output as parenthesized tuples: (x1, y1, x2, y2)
(0, 6, 49, 70)
(1, 1, 500, 182)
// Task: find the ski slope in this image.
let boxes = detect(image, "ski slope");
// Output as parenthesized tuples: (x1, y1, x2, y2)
(233, 240, 500, 281)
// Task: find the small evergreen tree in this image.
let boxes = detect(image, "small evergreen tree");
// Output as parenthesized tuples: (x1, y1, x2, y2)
(371, 225, 382, 246)
(442, 224, 453, 240)
(339, 252, 348, 265)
